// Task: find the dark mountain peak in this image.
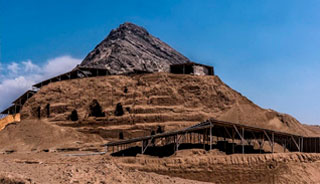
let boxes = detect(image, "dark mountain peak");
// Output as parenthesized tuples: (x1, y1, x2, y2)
(106, 22, 149, 43)
(117, 22, 149, 35)
(80, 22, 190, 74)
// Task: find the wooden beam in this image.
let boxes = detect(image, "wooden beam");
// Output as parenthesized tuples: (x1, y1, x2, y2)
(233, 125, 248, 144)
(176, 133, 185, 151)
(263, 130, 274, 153)
(301, 137, 304, 152)
(224, 127, 232, 139)
(272, 132, 274, 153)
(209, 124, 213, 150)
(232, 129, 235, 154)
(242, 128, 245, 154)
(291, 136, 300, 152)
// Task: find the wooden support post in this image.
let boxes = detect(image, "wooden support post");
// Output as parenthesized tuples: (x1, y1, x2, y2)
(232, 130, 235, 154)
(203, 129, 206, 150)
(209, 124, 212, 150)
(272, 132, 274, 154)
(259, 134, 264, 153)
(263, 131, 274, 153)
(301, 137, 304, 152)
(314, 138, 316, 153)
(141, 140, 144, 154)
(313, 138, 315, 153)
(242, 128, 244, 154)
(175, 135, 178, 152)
(298, 137, 301, 152)
(176, 135, 178, 151)
(224, 127, 232, 139)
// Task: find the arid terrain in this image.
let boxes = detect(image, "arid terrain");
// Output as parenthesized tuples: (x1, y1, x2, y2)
(1, 23, 320, 183)
(0, 73, 320, 183)
(1, 151, 320, 184)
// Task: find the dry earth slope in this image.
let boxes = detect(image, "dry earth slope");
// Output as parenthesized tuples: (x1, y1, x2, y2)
(19, 73, 317, 141)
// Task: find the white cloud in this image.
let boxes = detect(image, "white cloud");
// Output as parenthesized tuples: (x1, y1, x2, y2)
(42, 56, 81, 79)
(7, 62, 19, 74)
(0, 63, 4, 83)
(0, 56, 82, 112)
(22, 60, 41, 73)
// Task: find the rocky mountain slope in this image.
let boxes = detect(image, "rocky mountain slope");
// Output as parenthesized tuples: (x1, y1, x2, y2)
(80, 22, 190, 74)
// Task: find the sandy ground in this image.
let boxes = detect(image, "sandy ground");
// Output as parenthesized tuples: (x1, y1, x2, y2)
(0, 151, 208, 184)
(0, 119, 104, 153)
(0, 151, 320, 184)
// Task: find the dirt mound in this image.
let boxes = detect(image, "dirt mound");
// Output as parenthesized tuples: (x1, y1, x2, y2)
(0, 119, 103, 152)
(20, 73, 317, 141)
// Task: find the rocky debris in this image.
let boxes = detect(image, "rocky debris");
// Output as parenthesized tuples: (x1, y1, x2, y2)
(80, 22, 191, 74)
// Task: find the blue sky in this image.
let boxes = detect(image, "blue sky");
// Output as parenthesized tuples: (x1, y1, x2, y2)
(1, 0, 320, 124)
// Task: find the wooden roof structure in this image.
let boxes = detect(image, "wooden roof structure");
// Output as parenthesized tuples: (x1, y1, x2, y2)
(170, 62, 214, 75)
(33, 66, 110, 88)
(106, 118, 320, 155)
(0, 90, 37, 115)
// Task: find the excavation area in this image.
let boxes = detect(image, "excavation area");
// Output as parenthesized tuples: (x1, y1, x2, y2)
(0, 151, 320, 184)
(107, 119, 320, 158)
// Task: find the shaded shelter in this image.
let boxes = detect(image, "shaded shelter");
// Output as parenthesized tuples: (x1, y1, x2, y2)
(170, 62, 214, 76)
